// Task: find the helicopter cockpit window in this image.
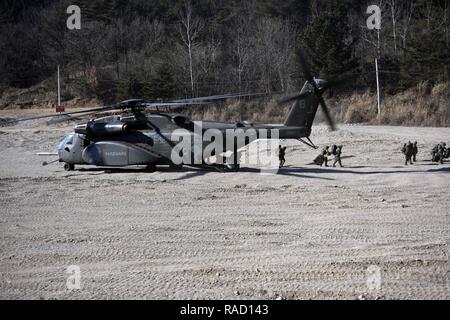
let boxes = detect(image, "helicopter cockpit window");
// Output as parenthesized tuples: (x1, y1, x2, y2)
(66, 135, 74, 145)
(58, 134, 74, 149)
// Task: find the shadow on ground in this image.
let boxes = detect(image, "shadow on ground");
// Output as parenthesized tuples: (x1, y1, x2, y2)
(63, 162, 449, 180)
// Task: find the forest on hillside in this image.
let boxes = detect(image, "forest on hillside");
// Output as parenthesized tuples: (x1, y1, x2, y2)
(0, 0, 449, 104)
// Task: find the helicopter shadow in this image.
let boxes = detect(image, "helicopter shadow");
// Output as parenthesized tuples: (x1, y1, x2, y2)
(283, 165, 450, 175)
(66, 165, 214, 180)
(76, 167, 151, 174)
(238, 167, 335, 181)
(74, 166, 189, 174)
(62, 168, 150, 178)
(427, 166, 450, 173)
(139, 165, 336, 181)
(64, 162, 449, 180)
(171, 166, 216, 181)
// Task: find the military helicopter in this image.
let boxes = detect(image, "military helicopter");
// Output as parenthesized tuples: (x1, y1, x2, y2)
(8, 49, 343, 172)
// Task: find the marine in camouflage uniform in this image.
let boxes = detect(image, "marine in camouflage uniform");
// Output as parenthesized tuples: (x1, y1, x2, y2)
(431, 144, 439, 162)
(403, 141, 413, 165)
(321, 146, 330, 167)
(313, 146, 330, 166)
(412, 141, 418, 162)
(278, 145, 287, 168)
(438, 143, 446, 164)
(313, 154, 323, 166)
(333, 145, 343, 167)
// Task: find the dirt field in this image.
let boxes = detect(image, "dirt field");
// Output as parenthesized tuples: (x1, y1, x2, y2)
(0, 115, 449, 300)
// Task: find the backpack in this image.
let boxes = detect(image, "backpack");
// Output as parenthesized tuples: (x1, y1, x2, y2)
(331, 145, 337, 155)
(313, 155, 324, 165)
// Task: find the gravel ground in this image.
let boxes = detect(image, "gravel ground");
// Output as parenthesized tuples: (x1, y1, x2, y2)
(0, 118, 449, 300)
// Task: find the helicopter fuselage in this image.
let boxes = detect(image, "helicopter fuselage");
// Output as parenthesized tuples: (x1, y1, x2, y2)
(57, 112, 309, 171)
(56, 79, 323, 171)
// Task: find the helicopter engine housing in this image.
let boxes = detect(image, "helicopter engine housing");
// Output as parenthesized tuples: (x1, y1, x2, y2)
(87, 123, 129, 137)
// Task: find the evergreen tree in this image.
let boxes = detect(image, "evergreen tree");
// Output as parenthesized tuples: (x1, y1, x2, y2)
(400, 24, 450, 88)
(116, 71, 143, 101)
(142, 65, 176, 101)
(302, 5, 357, 80)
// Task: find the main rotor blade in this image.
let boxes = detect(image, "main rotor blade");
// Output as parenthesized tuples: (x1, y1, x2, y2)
(9, 105, 117, 123)
(4, 91, 272, 125)
(163, 92, 268, 104)
(142, 101, 209, 108)
(278, 92, 310, 105)
(317, 95, 335, 131)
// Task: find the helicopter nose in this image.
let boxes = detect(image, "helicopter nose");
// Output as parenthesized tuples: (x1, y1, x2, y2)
(58, 144, 72, 162)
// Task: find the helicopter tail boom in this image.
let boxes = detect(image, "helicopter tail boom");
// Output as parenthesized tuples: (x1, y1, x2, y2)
(283, 85, 320, 134)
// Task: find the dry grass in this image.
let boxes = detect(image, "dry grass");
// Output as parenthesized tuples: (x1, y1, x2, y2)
(186, 98, 290, 124)
(186, 82, 450, 127)
(339, 81, 450, 127)
(373, 82, 450, 126)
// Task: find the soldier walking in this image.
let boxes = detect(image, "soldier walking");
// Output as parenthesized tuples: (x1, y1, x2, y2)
(412, 141, 418, 162)
(401, 143, 407, 161)
(438, 143, 446, 164)
(321, 146, 330, 167)
(278, 145, 287, 168)
(403, 141, 413, 165)
(431, 144, 439, 162)
(333, 145, 343, 167)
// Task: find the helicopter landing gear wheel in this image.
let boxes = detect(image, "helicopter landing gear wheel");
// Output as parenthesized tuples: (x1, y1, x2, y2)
(145, 164, 156, 173)
(226, 163, 240, 172)
(225, 149, 240, 172)
(64, 163, 75, 171)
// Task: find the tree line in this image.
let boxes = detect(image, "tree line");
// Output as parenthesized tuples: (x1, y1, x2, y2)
(0, 0, 449, 104)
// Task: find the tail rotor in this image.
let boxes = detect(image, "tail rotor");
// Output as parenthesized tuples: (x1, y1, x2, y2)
(279, 47, 358, 131)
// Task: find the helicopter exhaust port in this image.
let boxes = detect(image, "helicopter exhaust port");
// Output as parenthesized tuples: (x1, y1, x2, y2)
(84, 123, 130, 137)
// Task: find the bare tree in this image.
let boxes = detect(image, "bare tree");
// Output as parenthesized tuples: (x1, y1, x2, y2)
(388, 0, 399, 53)
(253, 17, 297, 93)
(121, 17, 165, 75)
(274, 20, 297, 93)
(254, 18, 279, 93)
(445, 0, 449, 47)
(398, 0, 415, 50)
(197, 34, 221, 95)
(177, 1, 203, 97)
(233, 13, 252, 94)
